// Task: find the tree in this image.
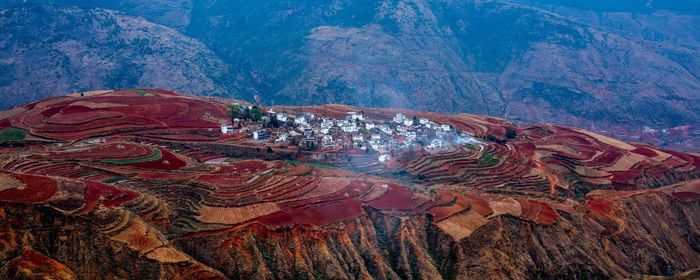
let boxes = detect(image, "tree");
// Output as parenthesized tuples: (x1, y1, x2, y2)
(229, 104, 243, 120)
(266, 146, 274, 153)
(250, 106, 264, 122)
(506, 128, 517, 139)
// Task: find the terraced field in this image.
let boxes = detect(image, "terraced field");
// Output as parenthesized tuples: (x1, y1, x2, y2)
(0, 90, 698, 279)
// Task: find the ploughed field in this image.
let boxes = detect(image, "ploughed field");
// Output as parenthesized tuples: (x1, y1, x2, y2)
(0, 90, 699, 280)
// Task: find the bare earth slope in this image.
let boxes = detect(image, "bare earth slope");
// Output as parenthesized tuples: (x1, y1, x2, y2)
(0, 89, 698, 279)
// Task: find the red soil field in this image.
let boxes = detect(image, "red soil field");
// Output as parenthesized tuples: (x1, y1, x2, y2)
(80, 181, 140, 214)
(129, 148, 186, 170)
(464, 194, 494, 217)
(49, 142, 151, 161)
(0, 119, 10, 129)
(366, 184, 423, 210)
(198, 175, 247, 186)
(256, 199, 362, 227)
(670, 192, 700, 202)
(0, 172, 59, 203)
(216, 161, 268, 174)
(631, 146, 658, 157)
(584, 198, 614, 216)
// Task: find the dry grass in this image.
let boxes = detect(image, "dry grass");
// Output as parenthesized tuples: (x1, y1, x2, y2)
(488, 198, 522, 217)
(605, 152, 646, 172)
(145, 247, 191, 263)
(0, 173, 25, 192)
(573, 129, 635, 150)
(436, 210, 488, 241)
(196, 203, 281, 225)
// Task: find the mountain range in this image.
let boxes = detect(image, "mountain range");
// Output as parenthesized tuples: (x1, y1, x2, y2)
(0, 0, 698, 148)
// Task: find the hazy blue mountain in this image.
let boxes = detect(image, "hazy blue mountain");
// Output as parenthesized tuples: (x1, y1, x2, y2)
(0, 4, 253, 108)
(1, 0, 698, 132)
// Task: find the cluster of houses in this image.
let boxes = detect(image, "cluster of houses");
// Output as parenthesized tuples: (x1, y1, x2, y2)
(222, 104, 479, 164)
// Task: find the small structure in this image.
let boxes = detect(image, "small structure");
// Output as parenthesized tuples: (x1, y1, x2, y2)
(220, 124, 235, 134)
(365, 122, 376, 130)
(295, 116, 308, 125)
(276, 112, 288, 122)
(340, 121, 358, 133)
(346, 112, 364, 121)
(378, 154, 390, 163)
(322, 135, 335, 148)
(428, 139, 443, 149)
(403, 119, 414, 127)
(419, 118, 430, 125)
(303, 129, 314, 138)
(352, 134, 364, 143)
(393, 113, 406, 124)
(253, 129, 269, 140)
(441, 124, 451, 132)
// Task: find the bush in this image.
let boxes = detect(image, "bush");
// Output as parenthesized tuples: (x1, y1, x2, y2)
(506, 128, 517, 139)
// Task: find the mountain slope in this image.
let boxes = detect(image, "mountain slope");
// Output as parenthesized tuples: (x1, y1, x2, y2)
(0, 4, 251, 109)
(0, 90, 699, 279)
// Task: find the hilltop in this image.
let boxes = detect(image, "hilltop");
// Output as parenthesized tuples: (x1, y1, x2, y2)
(1, 1, 699, 151)
(0, 89, 698, 279)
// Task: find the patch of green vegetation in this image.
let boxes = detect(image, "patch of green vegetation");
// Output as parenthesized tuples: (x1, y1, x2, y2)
(79, 171, 100, 178)
(285, 160, 336, 170)
(565, 174, 580, 184)
(464, 144, 479, 150)
(102, 176, 128, 184)
(103, 149, 162, 165)
(129, 89, 154, 96)
(478, 152, 499, 166)
(0, 127, 28, 141)
(224, 157, 241, 163)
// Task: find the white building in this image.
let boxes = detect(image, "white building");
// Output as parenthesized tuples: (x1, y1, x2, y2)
(403, 119, 414, 127)
(352, 134, 364, 142)
(419, 118, 429, 125)
(294, 116, 308, 125)
(253, 129, 269, 140)
(441, 124, 451, 132)
(378, 154, 390, 163)
(302, 112, 315, 119)
(365, 122, 376, 130)
(220, 125, 235, 134)
(393, 113, 406, 123)
(347, 112, 364, 121)
(276, 113, 288, 122)
(371, 134, 381, 141)
(340, 121, 358, 133)
(380, 125, 394, 135)
(428, 139, 443, 149)
(322, 135, 335, 148)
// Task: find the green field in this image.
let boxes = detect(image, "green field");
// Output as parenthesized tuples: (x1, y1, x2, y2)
(478, 152, 499, 167)
(102, 176, 129, 184)
(0, 127, 28, 141)
(285, 160, 337, 170)
(103, 149, 162, 165)
(130, 89, 155, 96)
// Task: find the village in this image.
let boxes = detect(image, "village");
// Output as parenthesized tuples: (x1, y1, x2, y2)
(221, 103, 481, 164)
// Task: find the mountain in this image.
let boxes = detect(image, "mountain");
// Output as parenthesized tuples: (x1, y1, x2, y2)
(0, 89, 699, 279)
(0, 1, 698, 147)
(0, 4, 251, 109)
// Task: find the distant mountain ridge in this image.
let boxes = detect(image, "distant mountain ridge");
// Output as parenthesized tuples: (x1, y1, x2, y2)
(0, 1, 698, 145)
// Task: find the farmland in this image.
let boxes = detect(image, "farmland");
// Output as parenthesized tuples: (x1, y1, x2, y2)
(0, 89, 699, 279)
